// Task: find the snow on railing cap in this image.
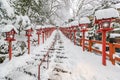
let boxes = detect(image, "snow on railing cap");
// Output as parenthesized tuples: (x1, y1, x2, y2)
(45, 25, 54, 28)
(2, 25, 18, 33)
(95, 8, 119, 20)
(43, 25, 55, 28)
(79, 17, 90, 24)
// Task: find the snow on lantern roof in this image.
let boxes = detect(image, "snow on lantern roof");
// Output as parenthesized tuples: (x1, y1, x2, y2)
(95, 8, 119, 20)
(79, 17, 90, 24)
(2, 25, 18, 33)
(35, 25, 42, 29)
(70, 21, 79, 26)
(25, 26, 32, 30)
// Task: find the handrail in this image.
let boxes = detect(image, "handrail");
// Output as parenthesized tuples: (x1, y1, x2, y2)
(38, 34, 57, 80)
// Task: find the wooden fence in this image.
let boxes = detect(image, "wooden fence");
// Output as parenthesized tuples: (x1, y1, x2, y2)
(80, 38, 120, 65)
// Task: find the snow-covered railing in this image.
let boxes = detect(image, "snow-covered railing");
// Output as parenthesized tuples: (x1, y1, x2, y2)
(79, 38, 120, 65)
(38, 34, 57, 80)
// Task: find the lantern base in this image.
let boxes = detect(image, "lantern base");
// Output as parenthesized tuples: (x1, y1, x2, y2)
(5, 39, 16, 41)
(80, 29, 88, 32)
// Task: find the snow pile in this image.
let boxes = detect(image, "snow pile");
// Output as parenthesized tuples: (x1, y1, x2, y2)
(16, 15, 31, 27)
(95, 8, 119, 20)
(79, 17, 90, 24)
(1, 0, 14, 17)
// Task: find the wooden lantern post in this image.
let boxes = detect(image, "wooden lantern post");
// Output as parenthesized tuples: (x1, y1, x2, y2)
(36, 28, 42, 45)
(79, 17, 90, 51)
(5, 29, 17, 60)
(94, 8, 119, 65)
(79, 24, 89, 51)
(42, 28, 44, 44)
(3, 25, 17, 60)
(25, 27, 33, 54)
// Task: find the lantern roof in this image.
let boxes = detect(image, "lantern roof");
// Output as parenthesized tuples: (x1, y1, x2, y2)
(95, 8, 119, 20)
(79, 17, 90, 24)
(2, 25, 18, 33)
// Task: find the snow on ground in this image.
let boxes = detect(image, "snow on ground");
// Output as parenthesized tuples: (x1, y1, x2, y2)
(0, 30, 120, 80)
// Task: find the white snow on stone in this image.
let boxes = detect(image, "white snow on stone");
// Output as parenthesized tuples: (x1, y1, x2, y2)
(22, 15, 31, 26)
(95, 8, 119, 20)
(2, 25, 18, 33)
(79, 17, 90, 24)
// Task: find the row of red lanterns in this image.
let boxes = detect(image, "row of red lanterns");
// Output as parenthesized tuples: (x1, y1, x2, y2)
(3, 26, 56, 60)
(59, 8, 119, 66)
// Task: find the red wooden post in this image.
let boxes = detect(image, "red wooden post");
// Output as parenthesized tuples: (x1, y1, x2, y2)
(102, 31, 106, 65)
(109, 43, 115, 65)
(9, 41, 12, 60)
(38, 34, 40, 45)
(42, 31, 44, 44)
(74, 30, 76, 45)
(88, 39, 92, 52)
(28, 36, 30, 54)
(82, 31, 85, 51)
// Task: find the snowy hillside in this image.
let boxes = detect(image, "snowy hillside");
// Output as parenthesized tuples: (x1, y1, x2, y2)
(1, 0, 120, 80)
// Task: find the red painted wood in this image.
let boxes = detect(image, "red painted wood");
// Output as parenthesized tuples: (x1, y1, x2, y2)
(102, 31, 106, 66)
(28, 36, 30, 54)
(9, 41, 12, 60)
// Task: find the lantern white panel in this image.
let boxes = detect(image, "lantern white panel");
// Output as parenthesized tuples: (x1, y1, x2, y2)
(95, 8, 119, 20)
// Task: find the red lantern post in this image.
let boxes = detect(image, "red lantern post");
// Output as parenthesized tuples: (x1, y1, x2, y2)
(3, 25, 17, 60)
(95, 19, 116, 65)
(79, 24, 89, 51)
(79, 17, 90, 51)
(42, 29, 44, 44)
(36, 28, 42, 45)
(94, 8, 119, 65)
(25, 27, 33, 54)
